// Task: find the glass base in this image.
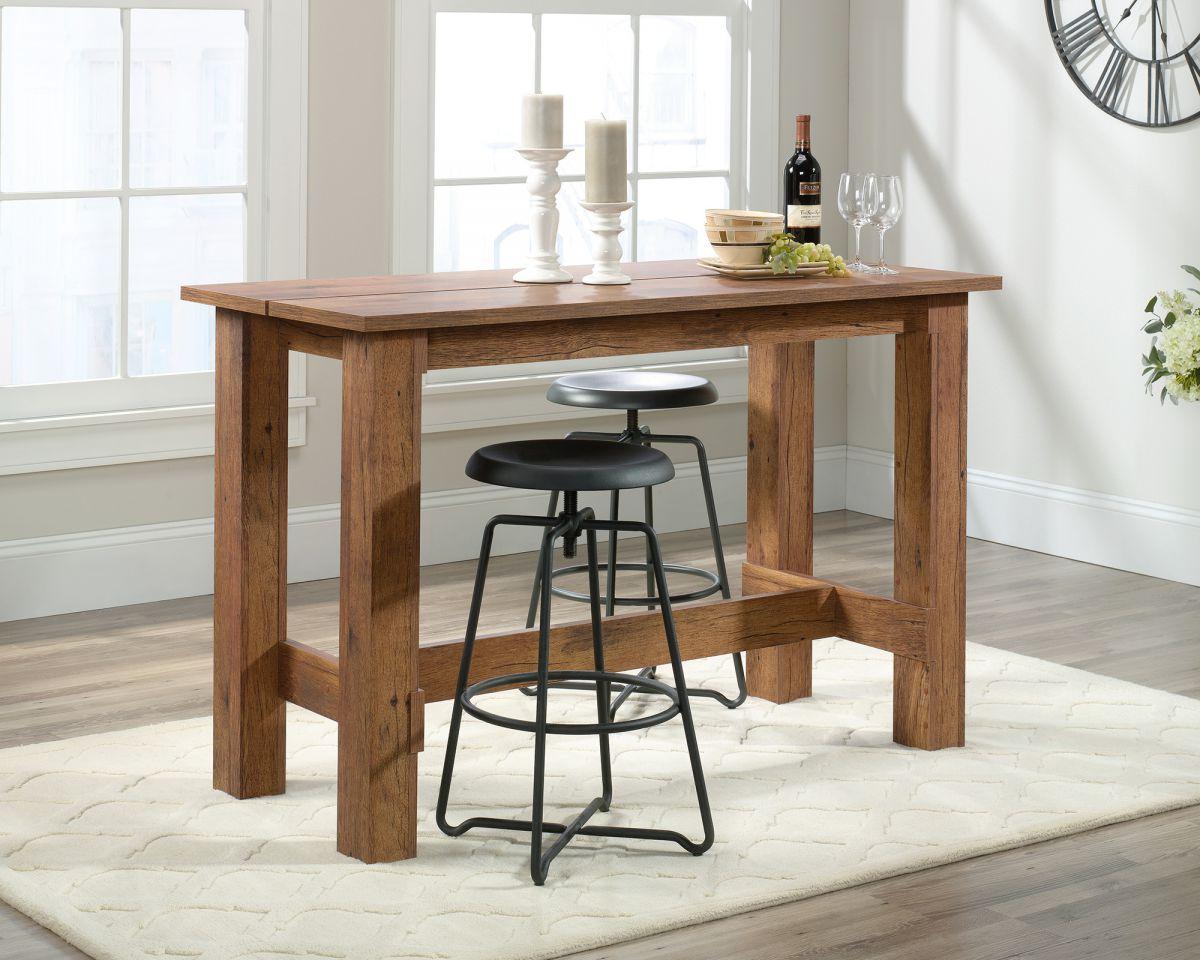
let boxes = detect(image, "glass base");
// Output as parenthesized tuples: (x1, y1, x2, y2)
(847, 260, 875, 273)
(874, 264, 899, 276)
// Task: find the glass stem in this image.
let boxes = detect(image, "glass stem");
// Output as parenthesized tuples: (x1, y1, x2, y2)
(878, 227, 888, 270)
(852, 223, 862, 265)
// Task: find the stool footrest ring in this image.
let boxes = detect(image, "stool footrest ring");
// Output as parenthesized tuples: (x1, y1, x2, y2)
(461, 669, 680, 736)
(549, 561, 722, 606)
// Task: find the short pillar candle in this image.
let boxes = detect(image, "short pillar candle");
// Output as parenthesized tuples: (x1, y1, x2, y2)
(584, 119, 628, 203)
(522, 94, 563, 149)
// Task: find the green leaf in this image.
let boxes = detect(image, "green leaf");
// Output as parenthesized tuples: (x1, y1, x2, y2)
(1143, 320, 1163, 333)
(1145, 294, 1159, 313)
(1150, 368, 1169, 384)
(1161, 385, 1169, 405)
(1164, 312, 1177, 328)
(1181, 264, 1200, 284)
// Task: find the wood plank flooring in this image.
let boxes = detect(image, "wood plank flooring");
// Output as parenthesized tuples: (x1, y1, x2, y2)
(1, 511, 1198, 960)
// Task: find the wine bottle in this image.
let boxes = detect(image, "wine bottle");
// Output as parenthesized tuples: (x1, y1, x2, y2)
(784, 114, 821, 243)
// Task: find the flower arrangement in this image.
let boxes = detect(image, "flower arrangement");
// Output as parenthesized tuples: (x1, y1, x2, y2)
(1142, 264, 1200, 405)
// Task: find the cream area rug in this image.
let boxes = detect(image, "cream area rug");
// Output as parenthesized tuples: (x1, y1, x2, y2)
(3, 639, 1200, 960)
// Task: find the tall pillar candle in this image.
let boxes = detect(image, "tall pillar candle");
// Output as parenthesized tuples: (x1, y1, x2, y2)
(521, 94, 563, 149)
(584, 119, 628, 203)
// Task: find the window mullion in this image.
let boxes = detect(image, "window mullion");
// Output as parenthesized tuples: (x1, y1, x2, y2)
(629, 12, 639, 262)
(118, 7, 132, 380)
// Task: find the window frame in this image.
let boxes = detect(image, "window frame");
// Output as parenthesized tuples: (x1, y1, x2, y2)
(0, 0, 310, 475)
(394, 0, 780, 395)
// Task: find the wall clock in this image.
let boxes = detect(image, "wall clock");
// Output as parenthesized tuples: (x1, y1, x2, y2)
(1045, 0, 1200, 126)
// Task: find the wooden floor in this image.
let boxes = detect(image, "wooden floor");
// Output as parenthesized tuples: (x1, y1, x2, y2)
(2, 511, 1198, 959)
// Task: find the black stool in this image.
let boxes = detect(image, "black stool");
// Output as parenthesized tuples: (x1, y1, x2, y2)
(437, 439, 714, 885)
(525, 370, 746, 713)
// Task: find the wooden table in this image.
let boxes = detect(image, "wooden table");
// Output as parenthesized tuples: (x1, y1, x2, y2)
(183, 260, 1002, 864)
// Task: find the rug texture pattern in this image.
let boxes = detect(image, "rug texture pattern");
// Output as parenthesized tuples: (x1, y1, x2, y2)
(2, 639, 1199, 960)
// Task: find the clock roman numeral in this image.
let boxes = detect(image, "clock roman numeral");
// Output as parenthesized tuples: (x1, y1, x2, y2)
(1187, 49, 1200, 96)
(1094, 48, 1130, 112)
(1149, 61, 1170, 125)
(1052, 8, 1106, 65)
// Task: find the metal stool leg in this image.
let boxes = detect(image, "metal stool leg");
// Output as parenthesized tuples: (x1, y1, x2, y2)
(605, 489, 619, 617)
(529, 525, 554, 884)
(525, 490, 560, 630)
(643, 483, 657, 611)
(436, 517, 500, 837)
(645, 433, 747, 710)
(640, 520, 715, 855)
(585, 527, 613, 811)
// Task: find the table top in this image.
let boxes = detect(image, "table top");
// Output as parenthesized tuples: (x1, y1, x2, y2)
(182, 261, 1002, 334)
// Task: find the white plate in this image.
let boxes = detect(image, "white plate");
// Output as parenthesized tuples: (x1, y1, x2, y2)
(697, 257, 831, 278)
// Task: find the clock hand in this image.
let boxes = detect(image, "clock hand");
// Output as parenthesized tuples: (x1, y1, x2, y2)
(1116, 0, 1141, 25)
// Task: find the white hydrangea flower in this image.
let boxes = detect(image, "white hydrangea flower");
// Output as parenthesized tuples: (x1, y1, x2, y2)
(1160, 311, 1200, 377)
(1165, 375, 1200, 402)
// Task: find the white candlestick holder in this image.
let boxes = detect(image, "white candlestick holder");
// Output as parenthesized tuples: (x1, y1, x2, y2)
(513, 147, 573, 284)
(579, 200, 634, 285)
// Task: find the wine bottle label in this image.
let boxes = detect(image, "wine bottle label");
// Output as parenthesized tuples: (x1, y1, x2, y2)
(787, 203, 822, 228)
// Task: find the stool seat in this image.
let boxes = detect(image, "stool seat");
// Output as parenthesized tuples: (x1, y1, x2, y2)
(547, 370, 718, 411)
(466, 438, 674, 492)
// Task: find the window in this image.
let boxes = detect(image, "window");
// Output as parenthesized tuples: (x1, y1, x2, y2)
(0, 4, 248, 391)
(429, 7, 734, 272)
(0, 1, 309, 474)
(396, 0, 778, 404)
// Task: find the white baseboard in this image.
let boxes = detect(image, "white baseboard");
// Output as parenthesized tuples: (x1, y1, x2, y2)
(844, 445, 1200, 588)
(0, 448, 848, 623)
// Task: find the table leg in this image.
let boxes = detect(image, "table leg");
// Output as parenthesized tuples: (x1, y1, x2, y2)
(213, 309, 288, 798)
(893, 294, 967, 749)
(744, 341, 815, 702)
(338, 330, 427, 862)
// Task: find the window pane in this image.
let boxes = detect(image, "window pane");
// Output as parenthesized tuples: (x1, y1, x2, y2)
(638, 16, 731, 173)
(433, 183, 527, 272)
(636, 176, 727, 261)
(128, 193, 244, 377)
(541, 15, 634, 176)
(130, 10, 248, 188)
(0, 8, 121, 191)
(435, 14, 532, 179)
(0, 199, 119, 386)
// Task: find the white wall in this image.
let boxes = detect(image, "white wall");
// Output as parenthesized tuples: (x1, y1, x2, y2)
(846, 0, 1200, 584)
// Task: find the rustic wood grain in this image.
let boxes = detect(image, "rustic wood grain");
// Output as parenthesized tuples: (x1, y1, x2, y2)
(278, 318, 345, 360)
(336, 329, 427, 862)
(741, 563, 929, 660)
(893, 294, 968, 750)
(418, 587, 836, 705)
(212, 309, 288, 799)
(425, 298, 922, 370)
(743, 340, 816, 703)
(283, 588, 838, 716)
(266, 268, 1001, 333)
(181, 260, 715, 313)
(278, 639, 337, 721)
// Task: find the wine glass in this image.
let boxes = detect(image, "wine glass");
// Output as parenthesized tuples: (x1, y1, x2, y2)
(867, 175, 903, 275)
(837, 173, 877, 273)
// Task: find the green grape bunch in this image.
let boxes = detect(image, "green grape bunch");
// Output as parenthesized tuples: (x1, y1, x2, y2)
(764, 234, 850, 278)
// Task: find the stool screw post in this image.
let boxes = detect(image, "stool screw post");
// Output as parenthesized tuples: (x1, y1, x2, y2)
(626, 409, 639, 434)
(562, 491, 579, 559)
